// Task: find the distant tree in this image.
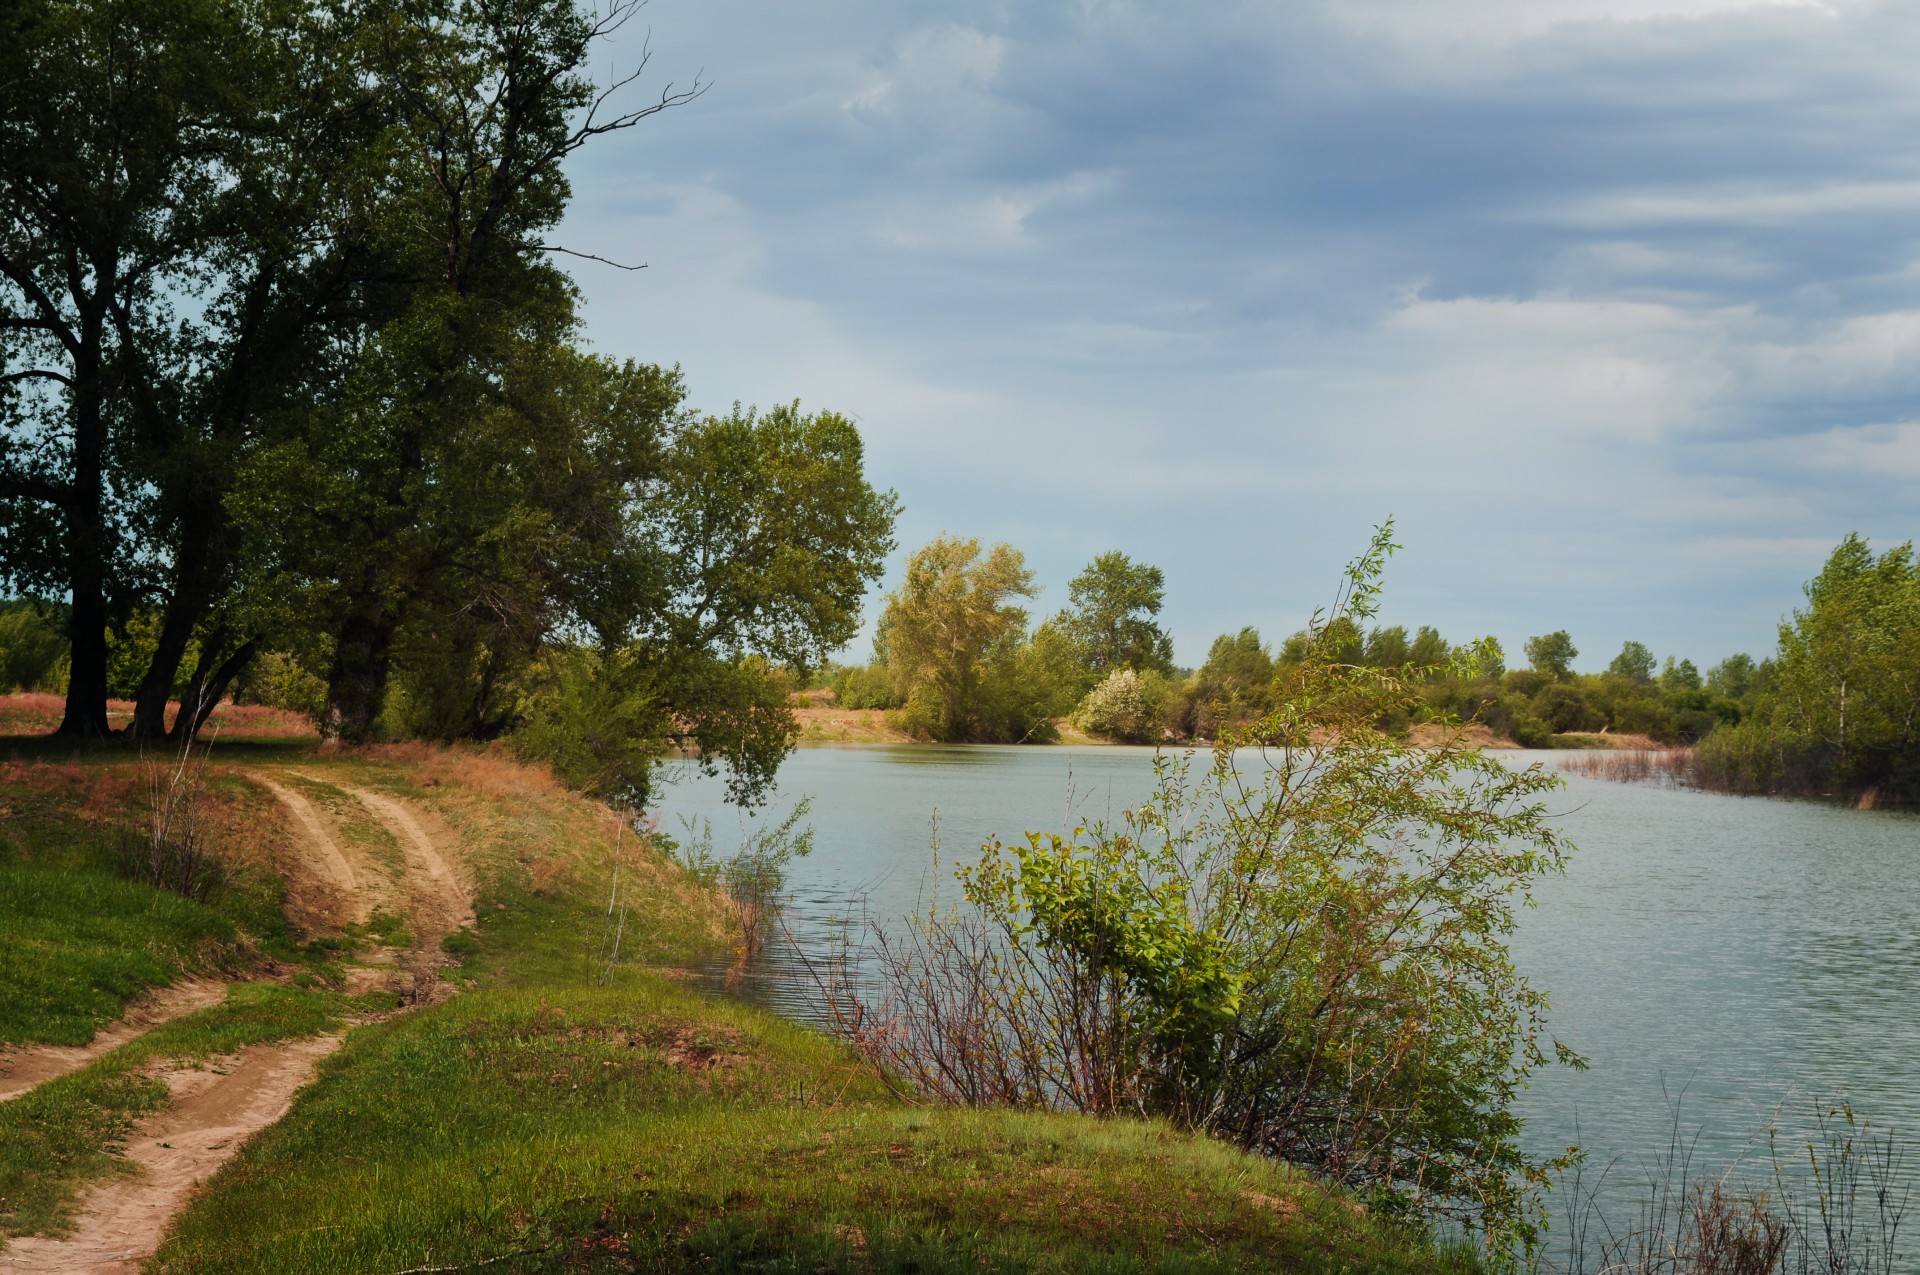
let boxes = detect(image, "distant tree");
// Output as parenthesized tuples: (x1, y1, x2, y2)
(880, 536, 1039, 742)
(1055, 552, 1174, 681)
(1199, 628, 1272, 694)
(1607, 641, 1656, 683)
(1524, 631, 1578, 681)
(1705, 653, 1756, 700)
(1658, 657, 1702, 694)
(1363, 625, 1410, 668)
(1408, 625, 1449, 669)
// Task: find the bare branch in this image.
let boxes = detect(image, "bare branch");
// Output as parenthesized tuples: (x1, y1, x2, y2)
(516, 242, 646, 272)
(0, 368, 74, 388)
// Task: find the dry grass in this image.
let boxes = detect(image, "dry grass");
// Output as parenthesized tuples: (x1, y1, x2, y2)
(1407, 721, 1519, 750)
(792, 706, 916, 745)
(0, 693, 316, 739)
(1557, 748, 1696, 785)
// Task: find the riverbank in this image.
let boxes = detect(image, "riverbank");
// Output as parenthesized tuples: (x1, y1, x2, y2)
(0, 738, 1474, 1273)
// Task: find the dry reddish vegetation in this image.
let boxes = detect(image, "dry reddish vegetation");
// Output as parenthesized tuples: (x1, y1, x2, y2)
(0, 693, 316, 740)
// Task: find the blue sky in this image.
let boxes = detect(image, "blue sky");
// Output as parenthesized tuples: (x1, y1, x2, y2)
(557, 0, 1920, 671)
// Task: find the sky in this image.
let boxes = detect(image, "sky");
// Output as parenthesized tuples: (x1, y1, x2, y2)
(556, 0, 1920, 671)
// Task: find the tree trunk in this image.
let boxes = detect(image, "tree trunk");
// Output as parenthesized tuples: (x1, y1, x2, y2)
(55, 338, 111, 738)
(129, 495, 226, 739)
(169, 637, 258, 744)
(323, 586, 398, 743)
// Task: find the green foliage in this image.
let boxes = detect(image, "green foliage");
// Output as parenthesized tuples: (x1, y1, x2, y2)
(879, 536, 1044, 743)
(233, 651, 327, 720)
(1071, 667, 1173, 743)
(0, 600, 65, 692)
(828, 660, 898, 710)
(1608, 640, 1657, 682)
(1532, 682, 1602, 733)
(862, 526, 1575, 1260)
(1051, 551, 1175, 683)
(1698, 533, 1920, 799)
(1706, 652, 1757, 700)
(1659, 656, 1702, 693)
(1524, 631, 1578, 680)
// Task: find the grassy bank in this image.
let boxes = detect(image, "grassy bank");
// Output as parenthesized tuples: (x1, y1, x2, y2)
(1, 737, 1476, 1272)
(0, 750, 319, 1046)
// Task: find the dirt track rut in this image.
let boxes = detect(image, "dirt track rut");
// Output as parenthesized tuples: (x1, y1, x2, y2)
(0, 981, 227, 1104)
(1, 770, 475, 1271)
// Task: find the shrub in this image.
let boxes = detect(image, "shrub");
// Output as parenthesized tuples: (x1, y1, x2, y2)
(0, 602, 66, 693)
(1071, 668, 1168, 743)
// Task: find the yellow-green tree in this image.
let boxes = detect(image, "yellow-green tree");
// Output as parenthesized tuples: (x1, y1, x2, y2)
(879, 536, 1054, 742)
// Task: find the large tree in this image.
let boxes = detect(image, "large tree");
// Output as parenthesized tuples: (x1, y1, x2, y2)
(0, 0, 278, 736)
(1053, 550, 1174, 684)
(879, 536, 1044, 743)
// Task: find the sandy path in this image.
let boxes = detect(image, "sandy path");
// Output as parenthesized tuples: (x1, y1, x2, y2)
(0, 982, 228, 1103)
(253, 775, 371, 930)
(340, 787, 474, 938)
(0, 1034, 345, 1274)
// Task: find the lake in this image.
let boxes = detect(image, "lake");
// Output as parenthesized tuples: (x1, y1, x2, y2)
(651, 743, 1920, 1219)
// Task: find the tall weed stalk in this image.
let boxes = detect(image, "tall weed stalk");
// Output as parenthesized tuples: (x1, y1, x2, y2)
(132, 733, 226, 900)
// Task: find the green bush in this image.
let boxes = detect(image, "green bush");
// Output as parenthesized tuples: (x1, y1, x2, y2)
(1071, 668, 1168, 743)
(234, 651, 327, 720)
(0, 602, 66, 692)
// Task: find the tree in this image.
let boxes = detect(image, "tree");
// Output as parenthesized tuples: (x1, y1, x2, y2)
(879, 536, 1039, 742)
(1362, 624, 1410, 668)
(302, 0, 701, 742)
(1658, 656, 1701, 693)
(1199, 627, 1271, 695)
(0, 0, 279, 735)
(1055, 551, 1174, 682)
(1408, 624, 1449, 669)
(1524, 631, 1578, 681)
(1706, 653, 1756, 700)
(1607, 640, 1656, 682)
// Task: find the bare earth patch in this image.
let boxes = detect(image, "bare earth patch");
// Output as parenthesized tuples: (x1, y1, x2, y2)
(0, 1034, 344, 1274)
(0, 981, 228, 1103)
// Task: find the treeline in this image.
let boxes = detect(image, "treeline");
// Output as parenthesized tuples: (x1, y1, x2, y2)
(0, 0, 896, 804)
(819, 535, 1758, 748)
(1693, 534, 1920, 802)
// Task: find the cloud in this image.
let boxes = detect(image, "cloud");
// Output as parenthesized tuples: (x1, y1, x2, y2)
(554, 0, 1920, 666)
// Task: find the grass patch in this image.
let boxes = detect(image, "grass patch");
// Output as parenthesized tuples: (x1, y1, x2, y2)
(0, 981, 378, 1239)
(0, 761, 307, 1046)
(154, 983, 1468, 1274)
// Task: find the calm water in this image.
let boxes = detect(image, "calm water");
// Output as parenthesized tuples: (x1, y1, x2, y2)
(651, 744, 1920, 1194)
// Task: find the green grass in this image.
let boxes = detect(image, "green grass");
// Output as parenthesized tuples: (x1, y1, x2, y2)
(0, 764, 306, 1046)
(1, 748, 1473, 1273)
(0, 863, 246, 1046)
(0, 981, 381, 1238)
(153, 983, 1469, 1274)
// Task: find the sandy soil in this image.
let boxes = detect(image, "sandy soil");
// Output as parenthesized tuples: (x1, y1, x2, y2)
(337, 783, 476, 1005)
(0, 981, 228, 1103)
(253, 774, 370, 931)
(792, 706, 916, 745)
(0, 1035, 345, 1274)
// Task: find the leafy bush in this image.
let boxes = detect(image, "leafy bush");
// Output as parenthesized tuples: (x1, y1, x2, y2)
(1071, 668, 1169, 742)
(0, 602, 66, 693)
(234, 651, 326, 721)
(1533, 683, 1602, 733)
